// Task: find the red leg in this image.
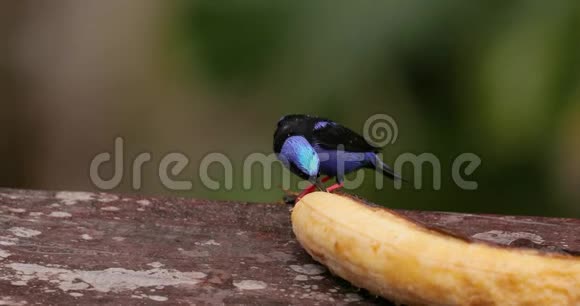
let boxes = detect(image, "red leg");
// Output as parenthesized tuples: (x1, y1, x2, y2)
(296, 176, 331, 201)
(326, 182, 344, 193)
(296, 185, 316, 199)
(320, 176, 332, 183)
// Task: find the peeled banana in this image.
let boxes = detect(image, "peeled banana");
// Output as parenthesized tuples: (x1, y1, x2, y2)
(291, 192, 580, 306)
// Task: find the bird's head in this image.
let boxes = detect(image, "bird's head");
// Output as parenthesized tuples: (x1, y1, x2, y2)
(273, 114, 311, 153)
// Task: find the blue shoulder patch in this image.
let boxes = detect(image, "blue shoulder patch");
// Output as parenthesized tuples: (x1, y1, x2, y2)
(279, 136, 319, 177)
(314, 121, 329, 130)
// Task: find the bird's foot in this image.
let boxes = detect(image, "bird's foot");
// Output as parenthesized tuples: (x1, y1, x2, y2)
(295, 185, 317, 203)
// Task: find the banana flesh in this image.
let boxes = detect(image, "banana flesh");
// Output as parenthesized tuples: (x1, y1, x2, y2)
(291, 192, 580, 306)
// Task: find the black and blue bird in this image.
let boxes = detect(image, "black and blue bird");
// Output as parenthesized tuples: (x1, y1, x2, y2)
(273, 114, 401, 201)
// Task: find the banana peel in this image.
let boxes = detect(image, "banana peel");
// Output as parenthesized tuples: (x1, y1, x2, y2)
(291, 192, 580, 306)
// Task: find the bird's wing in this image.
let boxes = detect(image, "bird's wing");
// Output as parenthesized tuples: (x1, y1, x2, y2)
(279, 136, 320, 178)
(311, 120, 380, 153)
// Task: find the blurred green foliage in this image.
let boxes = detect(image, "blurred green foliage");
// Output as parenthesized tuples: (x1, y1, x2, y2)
(172, 1, 580, 217)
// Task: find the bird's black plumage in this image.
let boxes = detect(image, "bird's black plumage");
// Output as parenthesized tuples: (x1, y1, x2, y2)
(274, 114, 380, 154)
(312, 121, 381, 153)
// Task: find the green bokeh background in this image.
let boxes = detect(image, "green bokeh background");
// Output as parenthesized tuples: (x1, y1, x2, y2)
(1, 1, 579, 217)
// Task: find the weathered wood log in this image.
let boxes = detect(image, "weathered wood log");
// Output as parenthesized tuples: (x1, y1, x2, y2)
(0, 188, 578, 305)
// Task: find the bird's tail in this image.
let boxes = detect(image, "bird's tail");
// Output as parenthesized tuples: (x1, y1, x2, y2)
(366, 153, 405, 182)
